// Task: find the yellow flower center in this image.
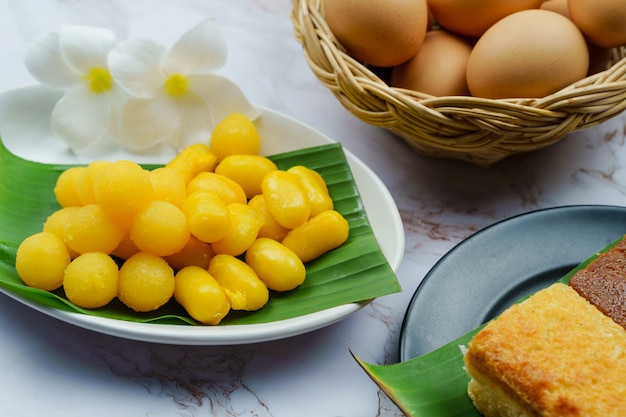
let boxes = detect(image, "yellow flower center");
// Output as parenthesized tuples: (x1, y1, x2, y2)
(165, 74, 189, 97)
(83, 67, 113, 93)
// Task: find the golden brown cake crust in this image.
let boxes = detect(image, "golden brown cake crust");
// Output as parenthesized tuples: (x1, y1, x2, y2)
(464, 283, 626, 417)
(569, 236, 626, 329)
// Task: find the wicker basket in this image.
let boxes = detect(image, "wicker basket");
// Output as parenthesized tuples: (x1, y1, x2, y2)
(291, 0, 626, 165)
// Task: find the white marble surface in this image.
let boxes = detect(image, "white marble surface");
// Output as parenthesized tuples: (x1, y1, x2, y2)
(1, 1, 625, 416)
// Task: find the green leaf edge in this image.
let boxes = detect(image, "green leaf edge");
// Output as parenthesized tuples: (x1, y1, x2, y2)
(353, 236, 624, 417)
(0, 139, 402, 326)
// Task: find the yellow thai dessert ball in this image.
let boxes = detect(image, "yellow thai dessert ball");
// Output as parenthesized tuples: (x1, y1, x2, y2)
(63, 252, 119, 309)
(287, 165, 334, 218)
(42, 206, 80, 258)
(261, 170, 311, 229)
(94, 160, 153, 220)
(182, 191, 230, 243)
(15, 232, 71, 291)
(118, 251, 175, 312)
(54, 166, 86, 208)
(165, 143, 218, 184)
(247, 194, 290, 241)
(76, 160, 113, 206)
(208, 254, 269, 311)
(215, 155, 278, 199)
(164, 236, 215, 271)
(187, 172, 247, 206)
(245, 238, 306, 292)
(110, 232, 140, 260)
(149, 167, 186, 208)
(210, 113, 260, 161)
(174, 265, 230, 325)
(63, 204, 125, 255)
(282, 210, 350, 262)
(211, 203, 263, 256)
(43, 207, 78, 239)
(130, 200, 190, 256)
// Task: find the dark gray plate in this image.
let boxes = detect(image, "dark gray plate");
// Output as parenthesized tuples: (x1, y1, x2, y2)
(399, 205, 626, 361)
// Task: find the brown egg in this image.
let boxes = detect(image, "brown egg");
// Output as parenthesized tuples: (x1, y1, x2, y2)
(322, 0, 429, 67)
(427, 0, 543, 38)
(466, 9, 589, 99)
(540, 0, 570, 16)
(568, 0, 626, 48)
(541, 0, 612, 75)
(391, 30, 473, 96)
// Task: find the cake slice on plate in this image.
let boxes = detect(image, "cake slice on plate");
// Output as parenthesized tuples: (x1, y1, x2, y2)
(463, 282, 626, 417)
(569, 237, 626, 330)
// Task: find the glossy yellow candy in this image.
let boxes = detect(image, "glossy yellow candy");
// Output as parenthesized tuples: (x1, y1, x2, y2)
(211, 203, 262, 256)
(287, 165, 333, 217)
(208, 254, 269, 311)
(110, 232, 140, 260)
(174, 266, 230, 325)
(15, 232, 71, 291)
(76, 161, 113, 206)
(63, 252, 119, 309)
(149, 167, 187, 208)
(215, 154, 277, 199)
(261, 170, 311, 229)
(54, 166, 86, 207)
(187, 172, 247, 206)
(281, 210, 349, 262)
(42, 206, 80, 258)
(64, 204, 125, 255)
(182, 191, 230, 243)
(245, 237, 306, 292)
(118, 251, 175, 312)
(130, 200, 190, 256)
(247, 194, 290, 241)
(164, 236, 215, 271)
(43, 207, 78, 239)
(165, 143, 218, 184)
(210, 113, 260, 161)
(94, 160, 153, 220)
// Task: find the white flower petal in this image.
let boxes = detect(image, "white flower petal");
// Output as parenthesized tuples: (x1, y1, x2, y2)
(0, 86, 67, 162)
(50, 84, 113, 151)
(116, 96, 180, 150)
(109, 38, 167, 99)
(24, 32, 81, 88)
(189, 73, 259, 123)
(163, 18, 227, 75)
(71, 130, 122, 161)
(166, 92, 213, 149)
(59, 26, 116, 73)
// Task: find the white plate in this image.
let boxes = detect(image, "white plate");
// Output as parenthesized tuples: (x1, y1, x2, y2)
(0, 86, 405, 345)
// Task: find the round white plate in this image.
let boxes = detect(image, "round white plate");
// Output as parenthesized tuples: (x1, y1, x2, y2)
(0, 86, 405, 345)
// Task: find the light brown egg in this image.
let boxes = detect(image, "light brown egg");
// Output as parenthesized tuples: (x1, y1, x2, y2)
(540, 0, 570, 16)
(322, 0, 429, 67)
(466, 9, 589, 99)
(568, 0, 626, 48)
(541, 0, 612, 75)
(427, 0, 543, 38)
(391, 30, 473, 96)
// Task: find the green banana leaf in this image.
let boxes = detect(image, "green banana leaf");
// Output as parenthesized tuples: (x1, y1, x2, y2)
(0, 140, 401, 325)
(354, 237, 621, 417)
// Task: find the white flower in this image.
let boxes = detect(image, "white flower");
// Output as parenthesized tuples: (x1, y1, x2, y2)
(108, 18, 258, 150)
(24, 25, 123, 151)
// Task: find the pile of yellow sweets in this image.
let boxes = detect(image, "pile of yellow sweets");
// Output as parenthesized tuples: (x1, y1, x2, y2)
(15, 113, 350, 325)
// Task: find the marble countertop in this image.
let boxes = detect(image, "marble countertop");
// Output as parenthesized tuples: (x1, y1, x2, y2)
(1, 1, 625, 416)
